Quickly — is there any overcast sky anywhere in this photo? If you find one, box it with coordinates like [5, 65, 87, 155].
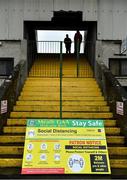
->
[37, 30, 84, 53]
[37, 30, 84, 41]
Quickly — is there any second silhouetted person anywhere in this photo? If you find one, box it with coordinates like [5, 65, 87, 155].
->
[74, 30, 82, 55]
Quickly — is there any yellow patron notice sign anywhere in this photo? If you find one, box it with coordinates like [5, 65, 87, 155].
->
[21, 119, 111, 174]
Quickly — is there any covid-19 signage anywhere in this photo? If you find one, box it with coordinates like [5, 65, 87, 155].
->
[21, 119, 111, 174]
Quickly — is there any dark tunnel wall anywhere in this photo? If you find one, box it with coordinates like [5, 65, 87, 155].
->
[85, 22, 97, 71]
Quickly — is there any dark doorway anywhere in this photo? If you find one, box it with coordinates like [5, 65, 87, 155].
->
[24, 11, 97, 72]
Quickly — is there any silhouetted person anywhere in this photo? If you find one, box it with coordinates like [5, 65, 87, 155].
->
[64, 34, 72, 54]
[74, 30, 82, 55]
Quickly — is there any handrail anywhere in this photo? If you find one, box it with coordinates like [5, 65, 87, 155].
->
[59, 41, 63, 120]
[95, 58, 127, 140]
[36, 40, 85, 54]
[0, 60, 27, 132]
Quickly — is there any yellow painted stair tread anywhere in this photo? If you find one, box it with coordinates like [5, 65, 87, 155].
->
[18, 96, 105, 101]
[110, 159, 127, 168]
[104, 120, 116, 126]
[16, 100, 107, 106]
[27, 77, 95, 80]
[4, 126, 26, 133]
[0, 146, 23, 154]
[10, 111, 113, 118]
[23, 85, 99, 88]
[106, 136, 125, 144]
[24, 82, 98, 86]
[108, 147, 127, 155]
[20, 92, 102, 96]
[22, 88, 101, 93]
[105, 127, 120, 135]
[23, 85, 100, 89]
[23, 84, 98, 88]
[25, 77, 95, 80]
[0, 159, 22, 167]
[0, 136, 25, 143]
[13, 105, 110, 112]
[26, 79, 96, 82]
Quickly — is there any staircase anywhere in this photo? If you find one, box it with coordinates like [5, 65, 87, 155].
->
[0, 56, 127, 177]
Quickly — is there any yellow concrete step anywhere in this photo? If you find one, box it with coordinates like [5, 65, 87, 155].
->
[24, 78, 97, 82]
[23, 84, 99, 88]
[30, 65, 91, 68]
[24, 82, 98, 86]
[105, 120, 116, 126]
[26, 77, 95, 79]
[0, 136, 25, 143]
[108, 147, 127, 155]
[30, 69, 93, 72]
[0, 135, 124, 144]
[106, 136, 125, 144]
[7, 119, 116, 126]
[18, 96, 105, 101]
[0, 158, 22, 167]
[110, 159, 127, 168]
[10, 111, 113, 119]
[25, 77, 96, 81]
[0, 158, 127, 168]
[29, 73, 59, 76]
[16, 100, 107, 106]
[22, 87, 101, 93]
[3, 126, 120, 135]
[25, 80, 95, 84]
[0, 146, 23, 154]
[20, 92, 102, 96]
[105, 127, 120, 135]
[29, 74, 93, 78]
[30, 67, 91, 70]
[13, 105, 110, 112]
[26, 77, 96, 81]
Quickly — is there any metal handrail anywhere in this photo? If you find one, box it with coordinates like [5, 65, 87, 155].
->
[0, 60, 27, 132]
[95, 58, 127, 140]
[59, 42, 63, 120]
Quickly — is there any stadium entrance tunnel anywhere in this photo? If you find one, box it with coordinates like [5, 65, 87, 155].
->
[24, 11, 97, 72]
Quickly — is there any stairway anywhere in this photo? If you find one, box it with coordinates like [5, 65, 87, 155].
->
[0, 56, 127, 177]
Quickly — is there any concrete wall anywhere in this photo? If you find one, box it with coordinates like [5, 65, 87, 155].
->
[0, 0, 126, 82]
[0, 40, 27, 65]
[96, 40, 121, 67]
[117, 78, 127, 86]
[0, 0, 127, 40]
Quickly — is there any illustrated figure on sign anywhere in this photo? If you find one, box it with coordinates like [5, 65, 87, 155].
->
[68, 154, 85, 173]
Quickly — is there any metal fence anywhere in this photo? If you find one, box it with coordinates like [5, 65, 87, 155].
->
[28, 40, 94, 78]
[0, 60, 27, 132]
[37, 41, 85, 54]
[95, 58, 127, 140]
